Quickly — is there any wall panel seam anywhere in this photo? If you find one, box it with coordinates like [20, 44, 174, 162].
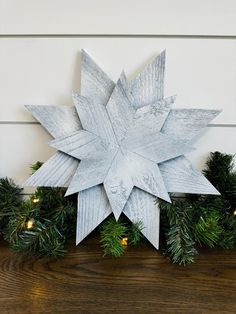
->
[0, 34, 236, 39]
[0, 122, 235, 127]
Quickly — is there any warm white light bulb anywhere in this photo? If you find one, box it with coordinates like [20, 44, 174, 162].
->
[26, 219, 34, 229]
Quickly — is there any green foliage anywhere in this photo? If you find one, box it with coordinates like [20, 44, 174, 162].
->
[127, 221, 144, 246]
[193, 213, 222, 247]
[100, 217, 126, 257]
[100, 217, 143, 257]
[203, 151, 236, 208]
[13, 220, 66, 257]
[3, 161, 77, 257]
[159, 200, 197, 265]
[4, 200, 38, 245]
[1, 153, 236, 264]
[159, 151, 236, 265]
[0, 178, 22, 231]
[203, 151, 236, 248]
[30, 161, 43, 174]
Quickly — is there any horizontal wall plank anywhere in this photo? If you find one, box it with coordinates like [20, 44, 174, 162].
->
[0, 124, 54, 194]
[186, 127, 236, 169]
[0, 0, 236, 36]
[0, 38, 235, 124]
[0, 125, 235, 193]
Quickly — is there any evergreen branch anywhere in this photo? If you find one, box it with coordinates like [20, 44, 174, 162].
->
[193, 213, 222, 247]
[14, 219, 66, 257]
[127, 221, 144, 246]
[100, 217, 126, 257]
[30, 161, 43, 174]
[4, 200, 39, 246]
[160, 200, 198, 265]
[0, 178, 22, 215]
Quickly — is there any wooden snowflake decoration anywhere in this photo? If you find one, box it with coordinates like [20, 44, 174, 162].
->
[25, 50, 220, 249]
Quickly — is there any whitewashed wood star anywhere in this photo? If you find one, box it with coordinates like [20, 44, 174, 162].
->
[25, 50, 220, 250]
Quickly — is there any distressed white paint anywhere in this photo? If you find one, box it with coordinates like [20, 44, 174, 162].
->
[24, 152, 79, 188]
[161, 109, 221, 144]
[22, 51, 222, 249]
[80, 50, 115, 106]
[25, 105, 81, 138]
[159, 156, 220, 195]
[130, 51, 165, 108]
[1, 125, 234, 191]
[124, 188, 160, 250]
[72, 92, 117, 145]
[76, 185, 112, 245]
[50, 130, 111, 160]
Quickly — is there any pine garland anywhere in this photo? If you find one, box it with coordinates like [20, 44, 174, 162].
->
[2, 162, 77, 257]
[0, 178, 22, 231]
[100, 217, 143, 257]
[159, 151, 236, 264]
[0, 151, 235, 264]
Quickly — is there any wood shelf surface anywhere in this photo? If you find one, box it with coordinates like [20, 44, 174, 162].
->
[0, 235, 235, 313]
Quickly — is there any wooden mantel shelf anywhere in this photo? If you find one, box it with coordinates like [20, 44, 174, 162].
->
[0, 235, 235, 314]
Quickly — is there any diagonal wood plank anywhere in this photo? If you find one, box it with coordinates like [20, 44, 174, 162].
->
[159, 155, 220, 195]
[127, 152, 170, 202]
[73, 92, 117, 145]
[106, 73, 135, 143]
[130, 96, 176, 133]
[129, 50, 166, 109]
[49, 130, 115, 160]
[124, 188, 160, 250]
[104, 150, 133, 220]
[24, 152, 79, 187]
[76, 185, 112, 245]
[25, 105, 81, 138]
[161, 109, 221, 144]
[123, 131, 193, 164]
[81, 50, 115, 106]
[65, 148, 118, 196]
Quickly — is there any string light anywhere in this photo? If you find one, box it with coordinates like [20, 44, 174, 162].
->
[233, 209, 236, 216]
[120, 237, 128, 246]
[26, 218, 35, 230]
[32, 196, 40, 204]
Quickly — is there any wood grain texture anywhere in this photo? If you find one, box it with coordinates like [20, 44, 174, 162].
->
[123, 131, 193, 164]
[104, 150, 133, 220]
[127, 152, 170, 202]
[25, 105, 81, 138]
[76, 186, 112, 245]
[124, 188, 160, 249]
[24, 152, 79, 188]
[159, 155, 220, 195]
[129, 96, 176, 133]
[72, 92, 117, 145]
[65, 149, 117, 196]
[0, 235, 235, 314]
[106, 74, 134, 143]
[129, 50, 165, 108]
[161, 109, 221, 144]
[81, 50, 115, 107]
[49, 130, 113, 160]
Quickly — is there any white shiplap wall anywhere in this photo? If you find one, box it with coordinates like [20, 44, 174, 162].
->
[0, 1, 236, 193]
